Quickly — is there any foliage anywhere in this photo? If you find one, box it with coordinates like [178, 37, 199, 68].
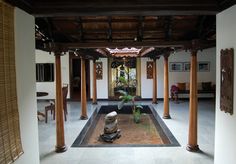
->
[116, 72, 143, 123]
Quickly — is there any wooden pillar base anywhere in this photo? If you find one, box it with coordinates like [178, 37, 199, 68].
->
[152, 101, 158, 104]
[92, 102, 98, 105]
[186, 144, 199, 152]
[55, 145, 67, 153]
[80, 115, 88, 120]
[163, 115, 171, 119]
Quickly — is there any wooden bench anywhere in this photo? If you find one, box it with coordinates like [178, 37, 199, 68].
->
[170, 83, 215, 103]
[171, 89, 215, 103]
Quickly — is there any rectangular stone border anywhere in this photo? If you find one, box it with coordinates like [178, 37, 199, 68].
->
[71, 105, 180, 147]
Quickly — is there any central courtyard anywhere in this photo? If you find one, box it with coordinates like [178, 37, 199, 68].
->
[38, 100, 215, 164]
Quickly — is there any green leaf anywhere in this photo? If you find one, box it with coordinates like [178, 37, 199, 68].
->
[119, 76, 127, 85]
[118, 99, 125, 110]
[126, 95, 133, 101]
[135, 105, 143, 109]
[117, 90, 127, 96]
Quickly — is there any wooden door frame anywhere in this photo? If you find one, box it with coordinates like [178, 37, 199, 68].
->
[69, 53, 90, 100]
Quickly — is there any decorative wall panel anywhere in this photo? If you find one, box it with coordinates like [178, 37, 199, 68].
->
[220, 48, 234, 115]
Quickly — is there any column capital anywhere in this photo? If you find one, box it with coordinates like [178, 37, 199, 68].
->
[185, 39, 201, 55]
[53, 45, 67, 56]
[163, 52, 171, 59]
[93, 57, 99, 62]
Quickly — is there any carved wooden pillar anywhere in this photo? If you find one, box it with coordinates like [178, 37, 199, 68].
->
[92, 59, 97, 104]
[55, 53, 67, 153]
[152, 58, 157, 104]
[163, 54, 171, 119]
[187, 42, 199, 151]
[80, 57, 88, 119]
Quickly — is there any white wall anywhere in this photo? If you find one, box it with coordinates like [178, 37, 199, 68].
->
[90, 58, 108, 99]
[35, 50, 70, 99]
[215, 5, 236, 164]
[14, 8, 40, 164]
[141, 47, 216, 98]
[141, 57, 156, 98]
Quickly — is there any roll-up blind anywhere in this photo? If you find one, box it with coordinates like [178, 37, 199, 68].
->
[0, 2, 23, 164]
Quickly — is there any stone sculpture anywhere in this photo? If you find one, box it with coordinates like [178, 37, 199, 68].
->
[100, 111, 121, 143]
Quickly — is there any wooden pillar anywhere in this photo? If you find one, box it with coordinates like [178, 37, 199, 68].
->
[55, 54, 67, 153]
[186, 49, 199, 152]
[152, 58, 157, 104]
[163, 54, 171, 119]
[80, 57, 88, 119]
[92, 59, 97, 104]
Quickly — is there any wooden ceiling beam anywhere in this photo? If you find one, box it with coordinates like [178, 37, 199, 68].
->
[33, 9, 218, 17]
[60, 29, 165, 36]
[32, 0, 219, 17]
[52, 18, 155, 23]
[7, 0, 236, 17]
[57, 40, 189, 49]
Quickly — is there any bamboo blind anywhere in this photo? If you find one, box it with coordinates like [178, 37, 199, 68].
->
[0, 2, 23, 164]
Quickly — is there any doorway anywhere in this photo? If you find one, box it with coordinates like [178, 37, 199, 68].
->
[108, 57, 141, 100]
[70, 54, 90, 100]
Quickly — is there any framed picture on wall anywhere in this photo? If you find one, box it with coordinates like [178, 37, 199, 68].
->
[146, 61, 153, 79]
[96, 62, 103, 80]
[183, 62, 190, 72]
[198, 62, 210, 72]
[169, 62, 183, 72]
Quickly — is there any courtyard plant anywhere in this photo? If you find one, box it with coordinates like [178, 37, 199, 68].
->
[117, 76, 143, 123]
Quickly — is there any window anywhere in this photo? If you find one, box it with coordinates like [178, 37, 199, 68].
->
[36, 63, 54, 82]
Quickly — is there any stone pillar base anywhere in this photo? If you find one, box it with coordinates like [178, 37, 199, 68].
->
[186, 144, 199, 152]
[163, 115, 171, 119]
[55, 145, 67, 153]
[80, 115, 88, 120]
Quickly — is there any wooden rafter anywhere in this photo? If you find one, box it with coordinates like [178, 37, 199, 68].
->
[76, 17, 84, 42]
[137, 16, 144, 42]
[164, 16, 173, 41]
[107, 16, 112, 42]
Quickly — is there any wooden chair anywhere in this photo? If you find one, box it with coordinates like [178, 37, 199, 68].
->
[45, 84, 68, 123]
[45, 101, 55, 123]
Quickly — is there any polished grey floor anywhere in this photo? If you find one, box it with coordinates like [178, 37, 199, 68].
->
[37, 99, 215, 164]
